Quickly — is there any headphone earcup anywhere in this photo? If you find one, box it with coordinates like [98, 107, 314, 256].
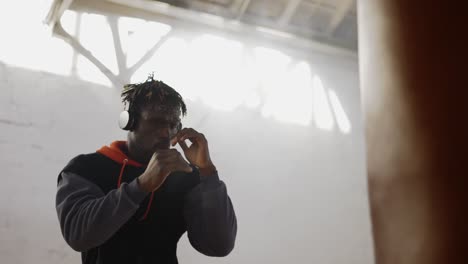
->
[119, 110, 135, 131]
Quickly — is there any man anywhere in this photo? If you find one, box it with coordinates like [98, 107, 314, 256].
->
[55, 75, 237, 264]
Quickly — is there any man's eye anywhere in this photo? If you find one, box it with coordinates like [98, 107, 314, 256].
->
[151, 121, 179, 129]
[152, 122, 168, 129]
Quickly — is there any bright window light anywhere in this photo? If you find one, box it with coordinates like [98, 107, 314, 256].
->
[254, 47, 291, 119]
[134, 37, 190, 96]
[313, 75, 334, 131]
[240, 56, 262, 109]
[78, 13, 119, 76]
[186, 34, 244, 111]
[76, 55, 112, 87]
[254, 47, 291, 87]
[244, 91, 261, 109]
[61, 10, 79, 36]
[262, 61, 313, 126]
[328, 89, 352, 134]
[0, 1, 353, 132]
[118, 17, 171, 68]
[0, 5, 73, 76]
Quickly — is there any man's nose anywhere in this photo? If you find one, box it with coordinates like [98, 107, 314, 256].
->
[154, 125, 174, 138]
[154, 126, 169, 137]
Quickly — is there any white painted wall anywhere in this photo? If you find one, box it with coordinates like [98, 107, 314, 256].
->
[0, 1, 373, 263]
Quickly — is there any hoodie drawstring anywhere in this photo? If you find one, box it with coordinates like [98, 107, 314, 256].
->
[140, 192, 155, 221]
[117, 158, 154, 221]
[117, 159, 128, 188]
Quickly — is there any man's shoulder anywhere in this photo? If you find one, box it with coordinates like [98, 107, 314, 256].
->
[65, 152, 103, 168]
[58, 152, 110, 184]
[59, 152, 108, 179]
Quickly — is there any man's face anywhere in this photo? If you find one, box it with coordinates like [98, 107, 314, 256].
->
[128, 103, 181, 163]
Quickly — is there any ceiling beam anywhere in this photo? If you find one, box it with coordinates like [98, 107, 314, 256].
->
[45, 0, 75, 29]
[302, 0, 326, 15]
[325, 0, 354, 36]
[278, 0, 302, 27]
[103, 0, 356, 57]
[184, 0, 232, 16]
[229, 0, 244, 12]
[236, 0, 251, 19]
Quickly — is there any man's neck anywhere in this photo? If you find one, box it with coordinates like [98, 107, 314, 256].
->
[124, 141, 149, 165]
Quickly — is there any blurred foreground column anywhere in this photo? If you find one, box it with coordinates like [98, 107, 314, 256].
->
[358, 1, 468, 263]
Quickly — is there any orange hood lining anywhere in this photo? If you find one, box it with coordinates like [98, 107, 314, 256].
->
[97, 141, 144, 167]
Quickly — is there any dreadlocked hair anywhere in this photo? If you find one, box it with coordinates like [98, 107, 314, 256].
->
[121, 74, 187, 117]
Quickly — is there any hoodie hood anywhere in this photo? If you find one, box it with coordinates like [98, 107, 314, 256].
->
[97, 141, 144, 167]
[97, 141, 154, 221]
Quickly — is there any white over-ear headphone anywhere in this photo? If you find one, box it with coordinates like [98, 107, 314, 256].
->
[119, 103, 135, 131]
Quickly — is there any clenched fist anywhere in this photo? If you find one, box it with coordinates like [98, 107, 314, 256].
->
[138, 149, 193, 192]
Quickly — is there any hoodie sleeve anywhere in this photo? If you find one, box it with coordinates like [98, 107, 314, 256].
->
[183, 172, 237, 257]
[56, 171, 148, 252]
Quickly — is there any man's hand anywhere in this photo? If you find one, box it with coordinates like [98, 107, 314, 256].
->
[138, 149, 193, 192]
[171, 128, 217, 176]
